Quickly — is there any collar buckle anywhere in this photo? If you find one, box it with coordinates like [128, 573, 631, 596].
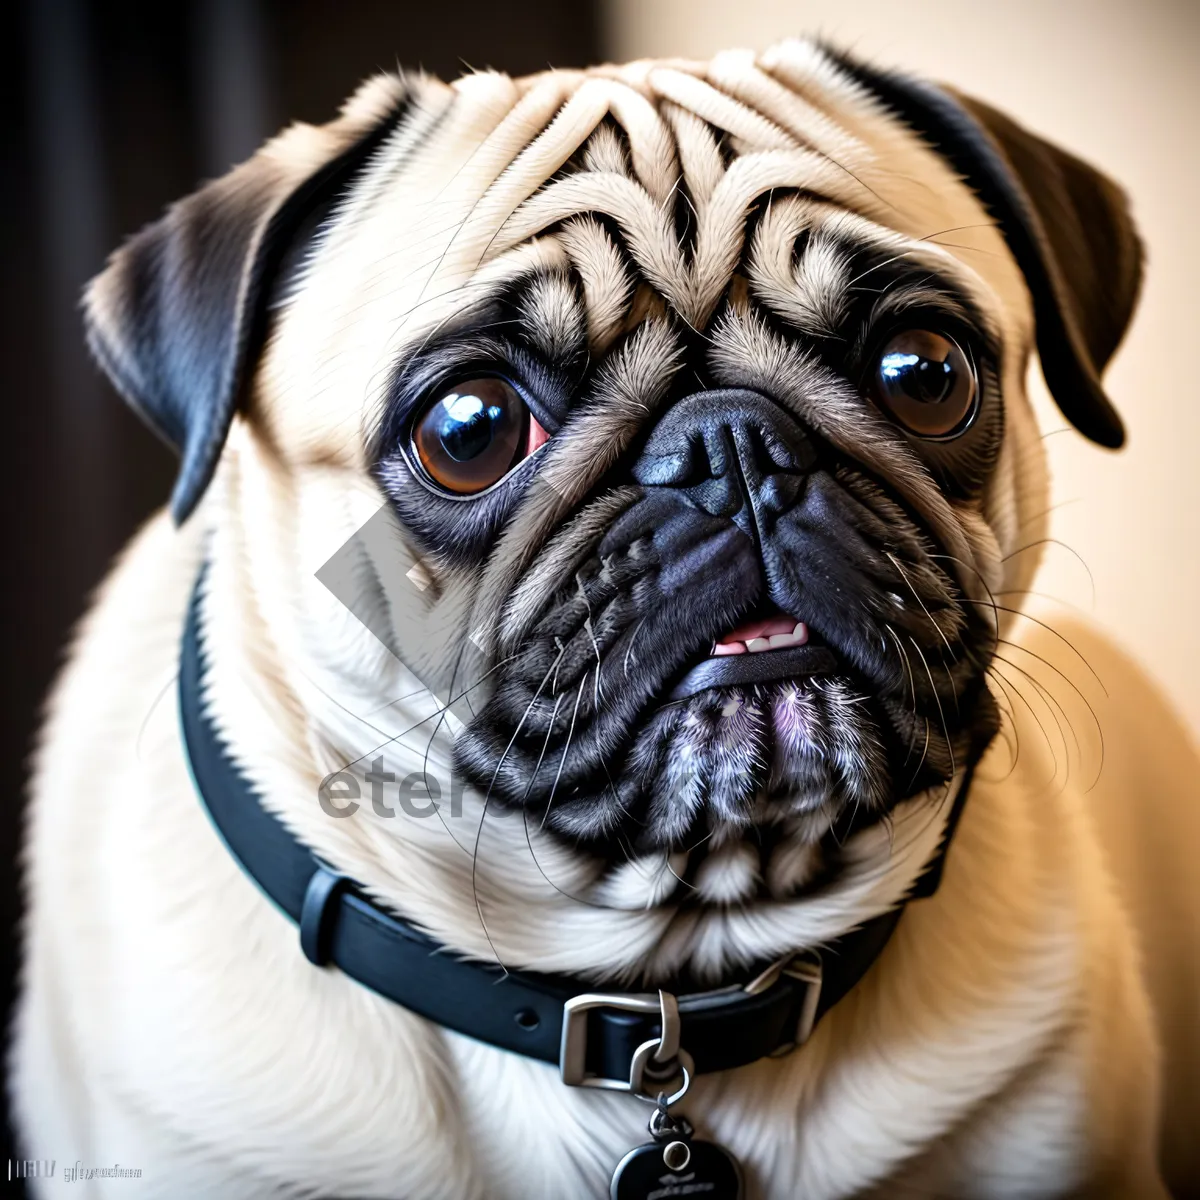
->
[560, 988, 692, 1099]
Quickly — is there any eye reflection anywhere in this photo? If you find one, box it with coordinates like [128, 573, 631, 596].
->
[871, 330, 977, 438]
[412, 377, 540, 494]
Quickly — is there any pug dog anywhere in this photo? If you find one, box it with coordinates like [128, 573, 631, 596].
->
[12, 38, 1200, 1200]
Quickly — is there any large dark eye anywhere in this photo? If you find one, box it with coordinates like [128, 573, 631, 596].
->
[871, 330, 977, 438]
[411, 377, 546, 494]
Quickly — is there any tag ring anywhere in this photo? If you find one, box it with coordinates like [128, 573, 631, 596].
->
[629, 1040, 694, 1106]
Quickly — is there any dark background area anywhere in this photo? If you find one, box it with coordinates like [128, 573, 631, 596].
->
[1, 0, 600, 1182]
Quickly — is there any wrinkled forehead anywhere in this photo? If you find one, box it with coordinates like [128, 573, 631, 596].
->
[260, 40, 1029, 456]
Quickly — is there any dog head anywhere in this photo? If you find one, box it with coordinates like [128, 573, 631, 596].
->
[85, 43, 1139, 905]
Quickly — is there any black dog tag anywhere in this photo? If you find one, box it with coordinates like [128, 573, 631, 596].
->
[610, 1137, 743, 1199]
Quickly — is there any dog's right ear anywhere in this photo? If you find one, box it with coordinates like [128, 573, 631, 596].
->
[85, 76, 413, 523]
[829, 51, 1141, 450]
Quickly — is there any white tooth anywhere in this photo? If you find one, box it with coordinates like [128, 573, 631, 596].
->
[792, 622, 809, 644]
[768, 633, 796, 649]
[745, 637, 770, 653]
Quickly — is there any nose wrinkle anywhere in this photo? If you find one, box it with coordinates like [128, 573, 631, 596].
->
[735, 422, 775, 548]
[632, 388, 815, 544]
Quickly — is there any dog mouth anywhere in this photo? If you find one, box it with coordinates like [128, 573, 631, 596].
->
[454, 467, 996, 854]
[712, 610, 810, 656]
[668, 606, 839, 701]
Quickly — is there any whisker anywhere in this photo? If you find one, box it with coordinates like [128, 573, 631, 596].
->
[414, 646, 511, 830]
[333, 656, 515, 775]
[542, 673, 588, 831]
[917, 221, 998, 242]
[909, 636, 955, 777]
[981, 667, 1022, 778]
[1001, 538, 1096, 608]
[919, 239, 1004, 258]
[512, 692, 614, 909]
[994, 646, 1104, 791]
[904, 717, 931, 791]
[1014, 495, 1082, 533]
[523, 692, 564, 803]
[883, 623, 920, 763]
[551, 635, 565, 695]
[928, 551, 999, 643]
[664, 854, 696, 893]
[366, 685, 447, 717]
[988, 660, 1063, 790]
[577, 573, 606, 707]
[993, 588, 1088, 612]
[996, 658, 1073, 787]
[995, 653, 1080, 774]
[994, 637, 1105, 781]
[958, 601, 1108, 697]
[623, 618, 646, 679]
[520, 810, 610, 909]
[888, 551, 958, 670]
[469, 641, 567, 974]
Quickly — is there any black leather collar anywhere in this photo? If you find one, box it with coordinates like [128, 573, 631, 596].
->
[179, 574, 972, 1092]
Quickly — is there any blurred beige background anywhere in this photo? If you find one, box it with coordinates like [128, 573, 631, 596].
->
[605, 0, 1200, 734]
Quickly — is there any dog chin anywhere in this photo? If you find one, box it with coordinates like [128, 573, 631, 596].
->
[537, 606, 894, 851]
[588, 679, 890, 846]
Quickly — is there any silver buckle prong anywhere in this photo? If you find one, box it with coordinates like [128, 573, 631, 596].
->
[652, 989, 680, 1065]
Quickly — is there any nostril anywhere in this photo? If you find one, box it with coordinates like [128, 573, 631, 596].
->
[758, 473, 805, 514]
[689, 476, 744, 519]
[680, 432, 717, 485]
[761, 424, 817, 473]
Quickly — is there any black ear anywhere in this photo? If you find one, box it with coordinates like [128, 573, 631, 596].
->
[831, 54, 1142, 449]
[85, 82, 411, 522]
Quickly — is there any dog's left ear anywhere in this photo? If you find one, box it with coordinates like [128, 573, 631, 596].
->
[85, 77, 413, 523]
[833, 55, 1142, 449]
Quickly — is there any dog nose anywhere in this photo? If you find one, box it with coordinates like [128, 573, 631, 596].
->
[632, 388, 817, 539]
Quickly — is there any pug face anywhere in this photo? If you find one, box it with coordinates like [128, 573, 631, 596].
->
[380, 216, 1005, 856]
[86, 43, 1138, 904]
